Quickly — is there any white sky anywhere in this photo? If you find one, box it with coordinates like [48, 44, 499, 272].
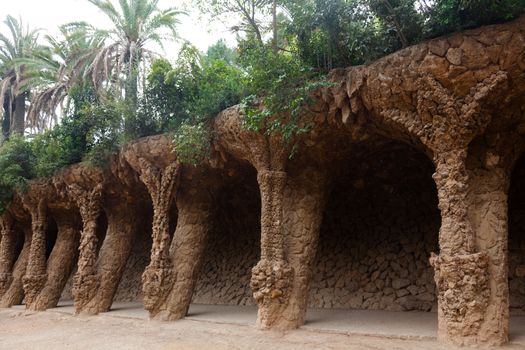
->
[0, 0, 238, 59]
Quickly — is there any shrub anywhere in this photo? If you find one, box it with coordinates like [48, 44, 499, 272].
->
[0, 136, 35, 213]
[172, 122, 211, 165]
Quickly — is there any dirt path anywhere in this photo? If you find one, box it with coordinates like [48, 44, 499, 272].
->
[0, 308, 519, 350]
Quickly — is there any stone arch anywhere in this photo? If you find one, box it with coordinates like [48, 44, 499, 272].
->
[0, 213, 30, 307]
[192, 163, 261, 307]
[299, 138, 440, 332]
[112, 195, 153, 304]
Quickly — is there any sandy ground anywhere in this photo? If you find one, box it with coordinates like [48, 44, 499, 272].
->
[0, 308, 523, 350]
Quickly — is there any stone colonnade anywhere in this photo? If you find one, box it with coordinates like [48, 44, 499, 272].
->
[0, 16, 524, 348]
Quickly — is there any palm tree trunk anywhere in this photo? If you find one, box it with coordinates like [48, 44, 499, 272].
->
[2, 98, 11, 139]
[272, 0, 278, 54]
[126, 71, 138, 109]
[124, 63, 139, 135]
[12, 93, 26, 136]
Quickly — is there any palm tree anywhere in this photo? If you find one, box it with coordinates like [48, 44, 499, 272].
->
[84, 0, 184, 112]
[0, 15, 43, 137]
[22, 24, 105, 132]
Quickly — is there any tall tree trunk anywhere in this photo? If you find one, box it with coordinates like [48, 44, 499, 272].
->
[124, 56, 139, 135]
[381, 0, 409, 48]
[2, 98, 11, 139]
[272, 0, 278, 53]
[12, 93, 26, 136]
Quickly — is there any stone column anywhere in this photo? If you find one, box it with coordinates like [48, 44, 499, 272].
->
[251, 170, 294, 328]
[80, 199, 138, 314]
[154, 184, 213, 321]
[0, 226, 31, 307]
[466, 167, 510, 345]
[70, 185, 104, 313]
[277, 168, 329, 328]
[22, 200, 49, 309]
[137, 162, 180, 316]
[0, 215, 16, 297]
[32, 214, 80, 310]
[430, 149, 491, 346]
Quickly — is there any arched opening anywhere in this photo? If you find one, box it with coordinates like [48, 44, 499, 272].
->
[190, 164, 261, 321]
[95, 210, 108, 252]
[112, 197, 153, 306]
[508, 153, 525, 342]
[306, 140, 440, 337]
[12, 223, 25, 264]
[45, 217, 58, 260]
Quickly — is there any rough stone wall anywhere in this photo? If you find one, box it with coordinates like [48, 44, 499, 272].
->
[509, 155, 525, 314]
[113, 229, 152, 302]
[192, 171, 261, 306]
[309, 144, 440, 311]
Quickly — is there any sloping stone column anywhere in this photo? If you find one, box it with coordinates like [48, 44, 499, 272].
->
[154, 183, 214, 321]
[0, 215, 16, 297]
[276, 168, 329, 328]
[466, 166, 510, 345]
[22, 199, 49, 309]
[69, 184, 104, 313]
[430, 149, 491, 346]
[32, 213, 80, 310]
[80, 198, 139, 314]
[0, 226, 31, 307]
[251, 170, 294, 328]
[137, 161, 180, 316]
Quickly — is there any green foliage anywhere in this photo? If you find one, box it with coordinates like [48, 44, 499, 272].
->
[239, 44, 330, 142]
[130, 43, 245, 141]
[0, 136, 35, 213]
[79, 100, 124, 167]
[172, 122, 211, 165]
[131, 42, 245, 163]
[282, 0, 392, 69]
[0, 92, 123, 198]
[206, 39, 237, 64]
[31, 131, 73, 178]
[425, 0, 525, 37]
[368, 0, 424, 48]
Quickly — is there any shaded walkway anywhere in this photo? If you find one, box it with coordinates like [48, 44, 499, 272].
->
[27, 301, 524, 345]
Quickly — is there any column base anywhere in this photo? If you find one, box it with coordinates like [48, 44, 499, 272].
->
[0, 272, 13, 297]
[142, 265, 173, 314]
[430, 252, 492, 346]
[72, 273, 100, 313]
[251, 259, 294, 328]
[22, 273, 48, 308]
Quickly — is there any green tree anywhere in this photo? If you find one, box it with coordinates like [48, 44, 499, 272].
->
[82, 0, 184, 116]
[425, 0, 525, 37]
[281, 0, 392, 70]
[206, 39, 237, 64]
[21, 23, 105, 133]
[0, 136, 35, 213]
[194, 0, 275, 47]
[368, 0, 423, 48]
[130, 42, 246, 140]
[0, 15, 44, 137]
